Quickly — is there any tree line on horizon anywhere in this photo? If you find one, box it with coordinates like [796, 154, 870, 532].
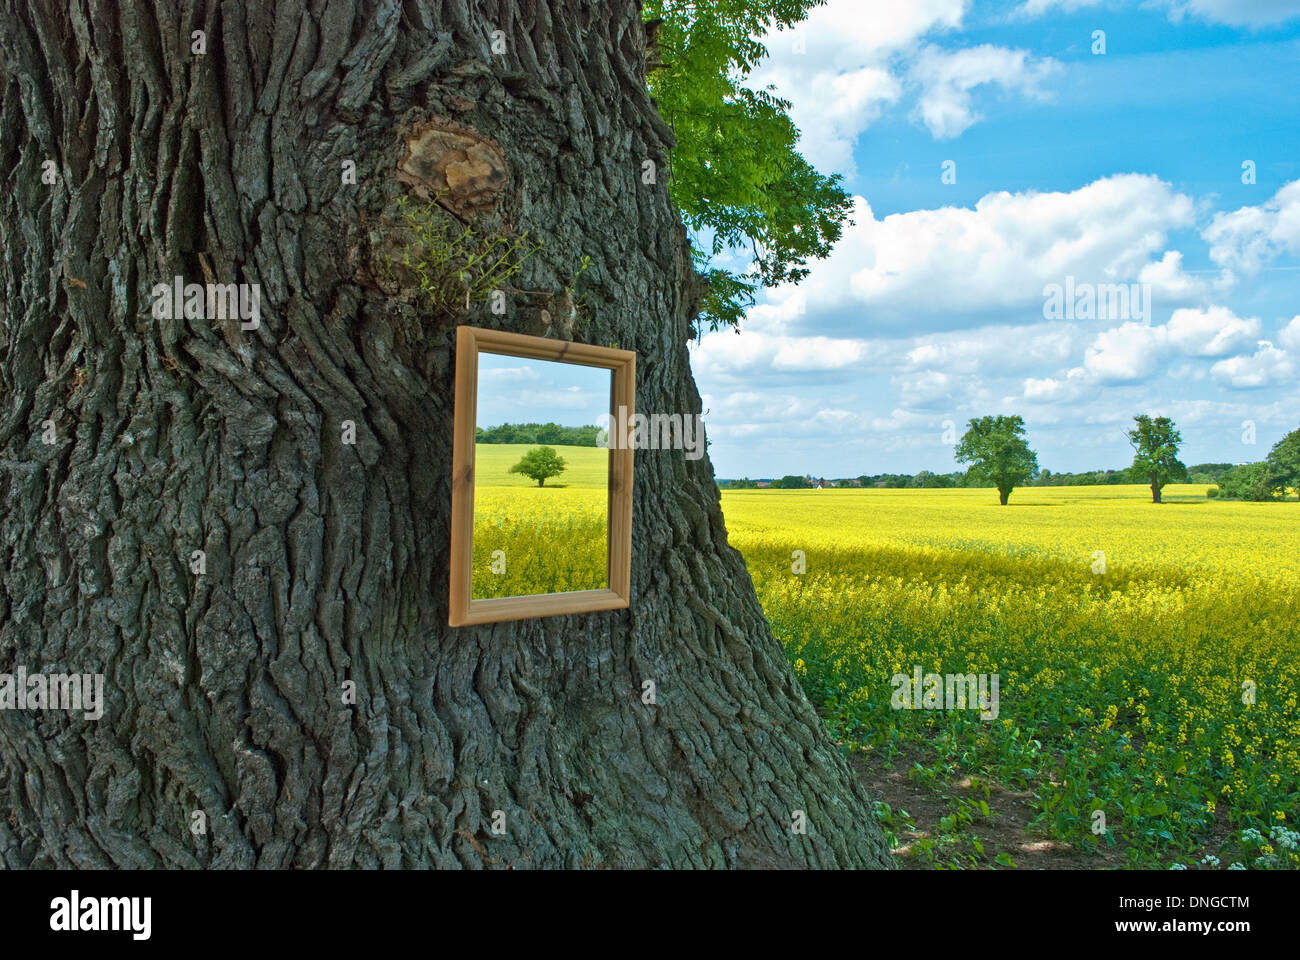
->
[476, 422, 601, 446]
[720, 416, 1300, 505]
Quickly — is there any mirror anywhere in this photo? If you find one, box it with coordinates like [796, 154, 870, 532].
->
[472, 354, 610, 599]
[449, 326, 635, 626]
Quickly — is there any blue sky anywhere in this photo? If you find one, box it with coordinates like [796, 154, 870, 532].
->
[476, 353, 610, 429]
[688, 0, 1300, 478]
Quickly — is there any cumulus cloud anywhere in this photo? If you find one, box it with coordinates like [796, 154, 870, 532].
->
[1137, 251, 1211, 302]
[1166, 306, 1261, 356]
[1210, 343, 1295, 388]
[1016, 306, 1271, 397]
[1203, 179, 1300, 274]
[1082, 322, 1169, 383]
[755, 174, 1197, 335]
[909, 44, 1060, 139]
[905, 323, 1078, 374]
[772, 336, 872, 371]
[690, 328, 875, 378]
[746, 1, 1064, 173]
[1278, 315, 1300, 351]
[1022, 368, 1093, 403]
[746, 0, 966, 173]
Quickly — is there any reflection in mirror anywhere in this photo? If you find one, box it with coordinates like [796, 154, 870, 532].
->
[471, 352, 611, 600]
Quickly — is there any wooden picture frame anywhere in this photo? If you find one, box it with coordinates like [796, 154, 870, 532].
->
[449, 326, 635, 626]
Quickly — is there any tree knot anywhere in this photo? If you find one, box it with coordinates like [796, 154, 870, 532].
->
[397, 118, 508, 218]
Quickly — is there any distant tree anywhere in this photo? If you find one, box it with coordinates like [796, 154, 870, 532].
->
[1266, 427, 1300, 500]
[478, 422, 602, 446]
[1218, 461, 1280, 501]
[536, 422, 564, 444]
[1186, 462, 1235, 483]
[509, 446, 568, 487]
[955, 415, 1039, 505]
[1126, 415, 1187, 503]
[771, 475, 812, 489]
[909, 470, 951, 488]
[725, 477, 757, 489]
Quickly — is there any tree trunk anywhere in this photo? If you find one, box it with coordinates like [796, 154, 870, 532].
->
[1151, 476, 1162, 503]
[0, 1, 891, 869]
[999, 489, 1010, 505]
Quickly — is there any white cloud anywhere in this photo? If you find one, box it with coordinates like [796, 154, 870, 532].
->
[1278, 315, 1300, 351]
[747, 1, 967, 174]
[1016, 306, 1269, 397]
[518, 388, 603, 410]
[892, 369, 959, 407]
[1016, 0, 1104, 15]
[1019, 0, 1300, 26]
[1023, 367, 1093, 403]
[1082, 322, 1168, 382]
[909, 44, 1060, 139]
[747, 1, 1059, 173]
[757, 174, 1197, 334]
[905, 323, 1078, 374]
[479, 365, 540, 382]
[1163, 0, 1300, 27]
[1210, 342, 1296, 388]
[1166, 306, 1261, 356]
[1137, 251, 1211, 302]
[1203, 179, 1300, 274]
[772, 336, 869, 370]
[869, 408, 938, 433]
[691, 328, 873, 376]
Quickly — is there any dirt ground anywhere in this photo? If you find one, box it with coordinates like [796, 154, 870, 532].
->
[850, 746, 1131, 869]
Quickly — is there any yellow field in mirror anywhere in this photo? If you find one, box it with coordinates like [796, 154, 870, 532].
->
[471, 443, 608, 599]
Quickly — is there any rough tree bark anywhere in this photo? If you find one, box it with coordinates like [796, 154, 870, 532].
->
[0, 1, 891, 869]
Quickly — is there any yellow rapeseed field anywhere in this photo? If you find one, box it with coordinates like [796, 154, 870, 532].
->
[721, 484, 1300, 867]
[465, 464, 1299, 866]
[471, 444, 607, 598]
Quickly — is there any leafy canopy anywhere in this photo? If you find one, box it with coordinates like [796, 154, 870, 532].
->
[1217, 461, 1280, 502]
[1126, 415, 1187, 499]
[954, 415, 1039, 504]
[1266, 426, 1300, 500]
[644, 0, 852, 332]
[508, 446, 568, 487]
[771, 474, 813, 488]
[478, 422, 601, 447]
